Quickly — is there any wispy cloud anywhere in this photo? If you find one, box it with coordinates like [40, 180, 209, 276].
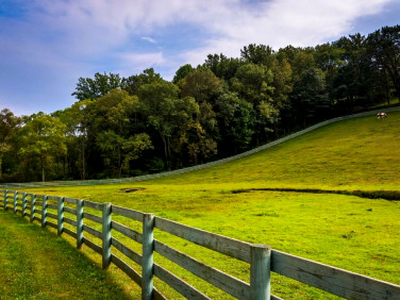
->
[0, 0, 397, 115]
[141, 36, 157, 44]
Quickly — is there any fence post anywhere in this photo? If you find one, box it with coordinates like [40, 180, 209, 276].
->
[57, 197, 64, 236]
[30, 194, 36, 223]
[42, 195, 48, 228]
[142, 213, 155, 300]
[102, 203, 112, 269]
[4, 190, 7, 211]
[250, 244, 271, 300]
[13, 191, 18, 214]
[22, 192, 27, 217]
[76, 199, 84, 249]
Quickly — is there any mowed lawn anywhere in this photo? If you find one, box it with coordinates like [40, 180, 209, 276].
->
[15, 111, 400, 299]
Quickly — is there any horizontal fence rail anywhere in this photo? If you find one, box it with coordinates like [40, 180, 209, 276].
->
[1, 107, 399, 189]
[1, 189, 399, 299]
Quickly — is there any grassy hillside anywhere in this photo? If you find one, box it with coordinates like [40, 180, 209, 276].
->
[18, 112, 400, 299]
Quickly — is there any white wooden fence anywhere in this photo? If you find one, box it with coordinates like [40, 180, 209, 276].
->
[1, 189, 399, 299]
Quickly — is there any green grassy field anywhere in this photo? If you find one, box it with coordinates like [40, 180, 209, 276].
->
[9, 112, 400, 299]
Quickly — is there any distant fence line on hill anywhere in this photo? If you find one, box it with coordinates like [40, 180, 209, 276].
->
[1, 106, 399, 189]
[1, 189, 400, 299]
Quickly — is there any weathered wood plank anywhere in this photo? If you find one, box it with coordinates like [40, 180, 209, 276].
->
[57, 197, 64, 236]
[64, 197, 78, 204]
[64, 206, 77, 215]
[76, 199, 84, 249]
[250, 244, 271, 300]
[64, 217, 77, 227]
[153, 240, 250, 299]
[271, 249, 400, 299]
[111, 255, 166, 299]
[142, 213, 155, 300]
[22, 193, 27, 217]
[102, 203, 112, 269]
[30, 194, 36, 223]
[83, 212, 102, 224]
[41, 196, 48, 228]
[47, 195, 59, 201]
[63, 227, 77, 239]
[47, 221, 58, 229]
[47, 212, 57, 220]
[83, 224, 102, 239]
[112, 204, 144, 221]
[154, 217, 251, 263]
[83, 200, 102, 211]
[153, 263, 210, 300]
[47, 203, 58, 210]
[83, 237, 102, 255]
[111, 254, 142, 286]
[111, 220, 143, 244]
[111, 237, 142, 265]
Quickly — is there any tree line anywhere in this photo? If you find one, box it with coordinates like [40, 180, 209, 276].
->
[1, 25, 399, 182]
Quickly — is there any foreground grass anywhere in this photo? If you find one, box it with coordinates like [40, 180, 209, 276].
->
[18, 112, 400, 298]
[0, 210, 140, 299]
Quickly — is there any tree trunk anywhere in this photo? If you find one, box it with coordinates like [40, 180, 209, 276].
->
[160, 134, 170, 169]
[81, 138, 86, 180]
[42, 160, 45, 182]
[0, 156, 2, 180]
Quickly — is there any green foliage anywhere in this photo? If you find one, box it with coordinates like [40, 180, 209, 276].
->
[122, 68, 163, 96]
[367, 25, 400, 100]
[172, 63, 193, 84]
[72, 72, 122, 101]
[181, 67, 223, 104]
[18, 112, 67, 182]
[0, 109, 19, 180]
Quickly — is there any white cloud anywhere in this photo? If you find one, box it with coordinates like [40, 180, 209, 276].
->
[1, 0, 396, 115]
[15, 0, 392, 64]
[117, 52, 166, 75]
[180, 0, 391, 65]
[141, 36, 157, 44]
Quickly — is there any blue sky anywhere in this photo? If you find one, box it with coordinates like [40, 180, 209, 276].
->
[1, 0, 399, 116]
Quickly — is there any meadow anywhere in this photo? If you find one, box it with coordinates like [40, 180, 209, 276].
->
[8, 111, 400, 299]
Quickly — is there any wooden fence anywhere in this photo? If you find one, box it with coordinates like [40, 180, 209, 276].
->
[1, 189, 399, 299]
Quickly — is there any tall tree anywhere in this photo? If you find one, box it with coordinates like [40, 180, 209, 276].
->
[173, 64, 193, 84]
[122, 68, 163, 96]
[367, 25, 400, 101]
[291, 68, 331, 127]
[89, 89, 152, 177]
[138, 81, 199, 168]
[19, 112, 67, 182]
[72, 72, 122, 101]
[0, 109, 19, 180]
[181, 68, 223, 104]
[241, 44, 275, 66]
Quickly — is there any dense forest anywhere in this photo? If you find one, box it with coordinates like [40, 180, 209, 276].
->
[1, 25, 399, 183]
